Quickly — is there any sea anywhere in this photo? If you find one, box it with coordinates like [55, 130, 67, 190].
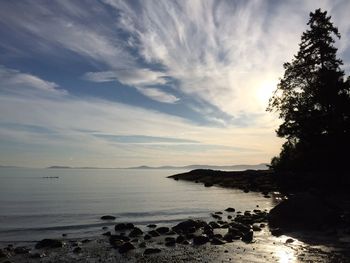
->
[0, 168, 279, 243]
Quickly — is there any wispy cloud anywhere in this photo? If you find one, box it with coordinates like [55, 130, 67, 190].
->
[1, 1, 349, 116]
[84, 69, 179, 103]
[0, 65, 66, 96]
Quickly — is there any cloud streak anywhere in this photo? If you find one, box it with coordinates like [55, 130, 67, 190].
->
[0, 65, 66, 96]
[84, 69, 179, 103]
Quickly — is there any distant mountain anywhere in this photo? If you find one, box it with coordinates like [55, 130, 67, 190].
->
[0, 165, 20, 168]
[127, 163, 269, 171]
[47, 166, 72, 169]
[47, 163, 269, 171]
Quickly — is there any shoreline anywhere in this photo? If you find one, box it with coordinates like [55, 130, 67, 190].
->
[2, 209, 349, 263]
[1, 169, 350, 262]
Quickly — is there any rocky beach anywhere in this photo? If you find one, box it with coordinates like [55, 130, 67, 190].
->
[1, 169, 350, 263]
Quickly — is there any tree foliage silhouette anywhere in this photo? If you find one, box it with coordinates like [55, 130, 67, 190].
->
[268, 9, 350, 173]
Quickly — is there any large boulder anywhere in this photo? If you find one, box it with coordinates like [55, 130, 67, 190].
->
[268, 193, 339, 231]
[155, 227, 169, 235]
[193, 235, 209, 245]
[172, 219, 205, 233]
[129, 227, 143, 237]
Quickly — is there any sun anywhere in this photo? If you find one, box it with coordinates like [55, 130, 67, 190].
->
[256, 80, 277, 106]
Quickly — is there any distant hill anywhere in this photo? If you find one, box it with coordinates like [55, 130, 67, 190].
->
[48, 166, 72, 169]
[127, 163, 269, 171]
[0, 165, 20, 168]
[47, 163, 269, 171]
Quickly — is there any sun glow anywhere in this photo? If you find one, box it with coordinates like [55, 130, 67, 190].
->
[256, 80, 278, 106]
[276, 247, 297, 263]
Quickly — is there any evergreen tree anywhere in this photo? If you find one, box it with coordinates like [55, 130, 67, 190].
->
[268, 9, 350, 173]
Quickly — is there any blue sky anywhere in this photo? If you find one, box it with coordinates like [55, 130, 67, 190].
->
[0, 0, 349, 168]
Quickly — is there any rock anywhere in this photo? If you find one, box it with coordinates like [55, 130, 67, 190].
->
[118, 242, 135, 253]
[227, 215, 232, 219]
[164, 237, 176, 246]
[144, 234, 152, 240]
[204, 182, 213, 187]
[182, 240, 190, 245]
[129, 227, 143, 237]
[211, 214, 222, 220]
[186, 233, 195, 240]
[115, 223, 134, 231]
[144, 248, 161, 255]
[270, 228, 283, 237]
[187, 226, 196, 233]
[193, 235, 209, 245]
[0, 249, 7, 258]
[139, 242, 146, 248]
[102, 231, 111, 236]
[165, 240, 176, 247]
[286, 238, 294, 243]
[101, 215, 116, 220]
[62, 234, 67, 237]
[115, 223, 127, 231]
[156, 227, 170, 234]
[35, 239, 63, 249]
[229, 221, 251, 233]
[209, 221, 220, 229]
[223, 233, 234, 242]
[102, 226, 108, 230]
[215, 211, 223, 215]
[147, 224, 157, 228]
[211, 237, 225, 245]
[111, 239, 124, 248]
[172, 219, 205, 233]
[14, 246, 30, 254]
[176, 235, 185, 243]
[109, 234, 130, 243]
[73, 247, 82, 253]
[148, 230, 160, 237]
[268, 193, 338, 231]
[126, 223, 134, 229]
[228, 227, 243, 237]
[81, 239, 91, 243]
[241, 230, 253, 243]
[252, 224, 262, 231]
[203, 226, 213, 237]
[165, 237, 176, 242]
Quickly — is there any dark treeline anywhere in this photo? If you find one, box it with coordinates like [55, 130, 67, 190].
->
[267, 9, 350, 190]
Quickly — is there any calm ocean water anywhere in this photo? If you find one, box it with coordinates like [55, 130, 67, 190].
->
[0, 168, 278, 242]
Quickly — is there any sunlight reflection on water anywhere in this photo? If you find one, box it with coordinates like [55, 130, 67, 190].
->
[277, 247, 297, 263]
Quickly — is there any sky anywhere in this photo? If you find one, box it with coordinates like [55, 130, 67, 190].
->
[0, 0, 349, 168]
